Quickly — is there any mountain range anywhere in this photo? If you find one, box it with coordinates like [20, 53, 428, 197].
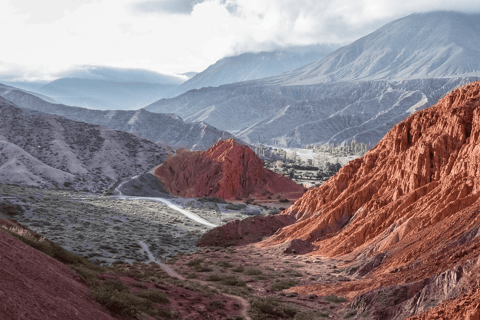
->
[145, 11, 480, 148]
[172, 44, 338, 96]
[0, 84, 238, 150]
[0, 96, 167, 192]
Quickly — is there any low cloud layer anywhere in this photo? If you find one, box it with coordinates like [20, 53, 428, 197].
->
[1, 0, 480, 81]
[132, 0, 205, 14]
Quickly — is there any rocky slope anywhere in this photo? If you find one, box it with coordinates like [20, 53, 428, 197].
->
[154, 138, 305, 200]
[0, 85, 237, 150]
[266, 11, 480, 86]
[0, 220, 117, 320]
[0, 96, 167, 191]
[256, 81, 480, 318]
[146, 12, 480, 148]
[172, 45, 336, 96]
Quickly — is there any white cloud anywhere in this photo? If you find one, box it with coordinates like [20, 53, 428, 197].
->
[1, 0, 480, 81]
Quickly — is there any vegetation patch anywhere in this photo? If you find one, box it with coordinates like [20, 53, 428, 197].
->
[270, 279, 299, 291]
[325, 295, 347, 303]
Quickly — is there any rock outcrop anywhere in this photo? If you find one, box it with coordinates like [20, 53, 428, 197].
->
[254, 81, 480, 319]
[0, 220, 117, 320]
[263, 80, 480, 257]
[196, 214, 296, 247]
[154, 139, 305, 200]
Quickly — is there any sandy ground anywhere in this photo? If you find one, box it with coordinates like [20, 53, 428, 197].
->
[0, 184, 269, 266]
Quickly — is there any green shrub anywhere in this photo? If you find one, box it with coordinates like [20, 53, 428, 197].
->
[233, 266, 245, 273]
[325, 295, 346, 303]
[91, 280, 152, 317]
[244, 268, 263, 275]
[137, 290, 169, 304]
[206, 274, 222, 281]
[218, 260, 233, 268]
[270, 279, 299, 291]
[221, 275, 246, 287]
[187, 258, 204, 267]
[207, 300, 225, 311]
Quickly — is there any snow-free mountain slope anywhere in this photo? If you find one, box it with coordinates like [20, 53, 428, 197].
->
[147, 77, 479, 147]
[29, 66, 187, 110]
[172, 45, 337, 96]
[0, 85, 239, 150]
[258, 81, 480, 319]
[268, 11, 480, 85]
[146, 12, 480, 148]
[0, 96, 167, 191]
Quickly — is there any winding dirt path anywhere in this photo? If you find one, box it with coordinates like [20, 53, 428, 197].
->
[140, 241, 252, 319]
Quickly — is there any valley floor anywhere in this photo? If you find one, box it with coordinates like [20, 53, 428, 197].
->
[0, 184, 265, 266]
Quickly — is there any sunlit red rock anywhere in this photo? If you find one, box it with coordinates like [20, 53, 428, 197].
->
[153, 138, 304, 200]
[261, 81, 480, 259]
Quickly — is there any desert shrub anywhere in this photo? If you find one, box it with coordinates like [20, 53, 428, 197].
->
[244, 268, 263, 276]
[221, 275, 246, 286]
[207, 300, 225, 311]
[91, 280, 153, 317]
[187, 258, 204, 267]
[250, 296, 298, 319]
[218, 260, 233, 268]
[325, 295, 346, 303]
[270, 279, 299, 291]
[186, 273, 198, 279]
[137, 290, 169, 304]
[194, 264, 213, 272]
[233, 266, 245, 273]
[132, 282, 148, 289]
[206, 274, 222, 281]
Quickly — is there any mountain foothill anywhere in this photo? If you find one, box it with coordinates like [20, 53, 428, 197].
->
[2, 10, 480, 320]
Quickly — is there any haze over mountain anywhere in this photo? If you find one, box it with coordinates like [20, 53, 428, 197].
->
[265, 11, 480, 85]
[0, 84, 239, 151]
[0, 96, 168, 192]
[172, 44, 338, 96]
[145, 12, 480, 148]
[9, 66, 187, 110]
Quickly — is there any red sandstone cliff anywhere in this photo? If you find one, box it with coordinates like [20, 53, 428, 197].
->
[153, 138, 304, 200]
[262, 81, 480, 257]
[254, 80, 480, 319]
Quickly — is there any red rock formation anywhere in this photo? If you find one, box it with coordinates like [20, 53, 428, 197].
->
[154, 138, 304, 200]
[0, 221, 117, 320]
[196, 214, 296, 247]
[261, 80, 480, 259]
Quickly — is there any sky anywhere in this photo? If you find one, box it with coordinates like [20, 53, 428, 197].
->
[1, 0, 480, 82]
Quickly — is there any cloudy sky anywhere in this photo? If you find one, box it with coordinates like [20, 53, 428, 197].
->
[1, 0, 479, 81]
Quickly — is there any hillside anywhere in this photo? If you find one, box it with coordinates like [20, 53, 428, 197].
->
[257, 81, 480, 318]
[265, 11, 480, 86]
[172, 45, 336, 96]
[0, 85, 238, 150]
[154, 138, 305, 200]
[33, 66, 186, 110]
[0, 96, 167, 192]
[145, 12, 480, 148]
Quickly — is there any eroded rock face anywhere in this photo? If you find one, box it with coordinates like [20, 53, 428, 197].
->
[154, 138, 304, 200]
[196, 214, 296, 247]
[262, 81, 480, 258]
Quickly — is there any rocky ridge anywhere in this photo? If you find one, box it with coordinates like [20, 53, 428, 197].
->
[0, 96, 167, 191]
[0, 84, 238, 150]
[256, 81, 480, 318]
[154, 138, 305, 200]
